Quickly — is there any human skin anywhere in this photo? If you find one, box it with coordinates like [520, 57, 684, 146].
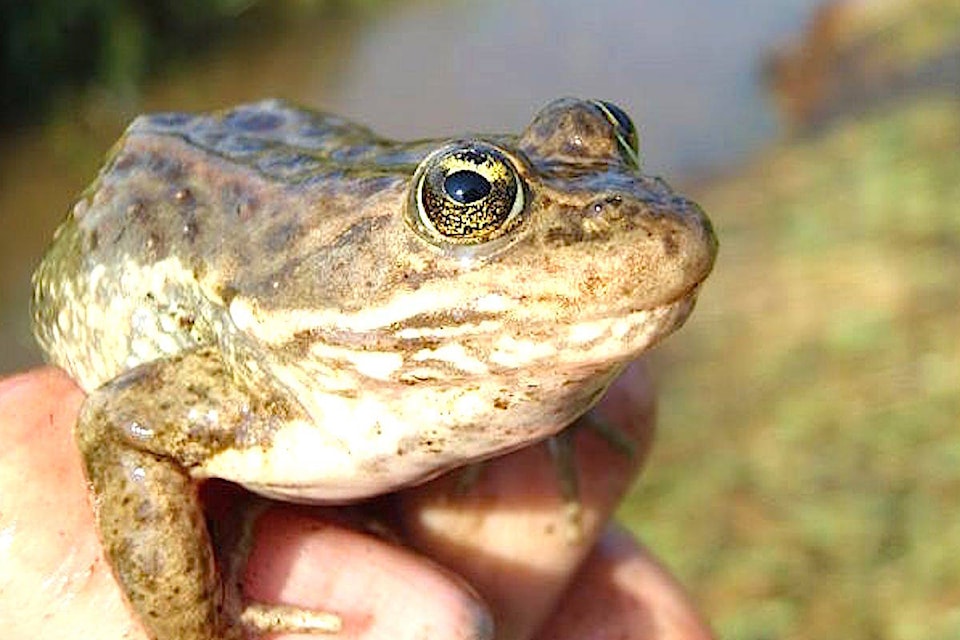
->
[0, 360, 713, 640]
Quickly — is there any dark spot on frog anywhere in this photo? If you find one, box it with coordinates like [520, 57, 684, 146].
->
[295, 123, 337, 147]
[395, 336, 442, 353]
[662, 230, 679, 257]
[329, 146, 368, 163]
[86, 229, 99, 252]
[111, 152, 139, 173]
[216, 284, 238, 306]
[220, 183, 260, 221]
[214, 135, 271, 158]
[395, 434, 443, 456]
[330, 215, 389, 250]
[544, 224, 584, 247]
[139, 152, 185, 183]
[579, 273, 604, 299]
[94, 198, 130, 246]
[326, 387, 358, 399]
[223, 109, 285, 132]
[493, 397, 510, 410]
[123, 199, 152, 228]
[257, 151, 322, 179]
[351, 175, 399, 200]
[395, 309, 501, 332]
[185, 381, 210, 399]
[147, 112, 193, 128]
[232, 196, 254, 219]
[187, 130, 228, 151]
[145, 232, 167, 259]
[266, 222, 303, 253]
[419, 436, 445, 453]
[401, 269, 427, 290]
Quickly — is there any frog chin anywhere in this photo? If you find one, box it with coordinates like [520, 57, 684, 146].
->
[199, 293, 699, 504]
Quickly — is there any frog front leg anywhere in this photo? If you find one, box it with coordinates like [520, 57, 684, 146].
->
[76, 347, 339, 640]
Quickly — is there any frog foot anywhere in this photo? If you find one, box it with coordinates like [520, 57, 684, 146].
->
[240, 604, 342, 634]
[456, 411, 636, 544]
[220, 500, 343, 635]
[546, 413, 637, 542]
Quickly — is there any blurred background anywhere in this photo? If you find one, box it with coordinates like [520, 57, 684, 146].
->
[1, 0, 957, 638]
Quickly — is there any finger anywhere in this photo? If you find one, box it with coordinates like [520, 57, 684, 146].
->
[0, 368, 146, 640]
[535, 525, 714, 640]
[243, 507, 492, 639]
[398, 359, 657, 640]
[0, 368, 493, 640]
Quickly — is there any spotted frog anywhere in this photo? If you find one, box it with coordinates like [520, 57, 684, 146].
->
[32, 98, 717, 639]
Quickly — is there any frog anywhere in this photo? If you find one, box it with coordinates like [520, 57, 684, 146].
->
[31, 97, 717, 640]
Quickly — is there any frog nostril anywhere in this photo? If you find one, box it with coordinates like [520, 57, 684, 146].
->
[444, 170, 491, 204]
[588, 196, 624, 217]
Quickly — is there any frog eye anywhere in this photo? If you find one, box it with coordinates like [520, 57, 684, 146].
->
[592, 100, 641, 168]
[410, 142, 526, 247]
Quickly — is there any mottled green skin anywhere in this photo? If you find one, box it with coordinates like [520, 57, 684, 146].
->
[32, 98, 716, 639]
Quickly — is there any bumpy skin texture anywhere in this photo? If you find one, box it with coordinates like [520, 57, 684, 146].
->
[31, 98, 716, 639]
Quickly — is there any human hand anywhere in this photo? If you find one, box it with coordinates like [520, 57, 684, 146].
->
[0, 361, 712, 639]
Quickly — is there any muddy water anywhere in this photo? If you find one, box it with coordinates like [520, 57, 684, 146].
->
[0, 0, 822, 372]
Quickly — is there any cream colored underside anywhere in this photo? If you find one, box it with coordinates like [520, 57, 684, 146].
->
[199, 298, 691, 501]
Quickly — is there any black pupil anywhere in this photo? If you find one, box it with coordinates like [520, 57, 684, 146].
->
[444, 170, 491, 204]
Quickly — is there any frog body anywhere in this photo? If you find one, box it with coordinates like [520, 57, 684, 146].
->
[32, 98, 716, 639]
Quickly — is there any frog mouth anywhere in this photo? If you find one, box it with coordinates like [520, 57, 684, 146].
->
[263, 281, 702, 385]
[431, 289, 702, 376]
[553, 290, 700, 364]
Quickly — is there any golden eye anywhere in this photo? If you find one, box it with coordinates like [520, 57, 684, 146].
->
[410, 142, 525, 247]
[592, 100, 641, 169]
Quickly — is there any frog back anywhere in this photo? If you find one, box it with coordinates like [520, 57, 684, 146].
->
[31, 101, 418, 392]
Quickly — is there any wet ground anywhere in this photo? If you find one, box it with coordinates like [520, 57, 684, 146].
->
[0, 0, 823, 372]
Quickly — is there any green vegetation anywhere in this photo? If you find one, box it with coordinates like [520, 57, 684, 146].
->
[0, 0, 383, 123]
[839, 0, 960, 68]
[621, 94, 960, 640]
[2, 0, 250, 120]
